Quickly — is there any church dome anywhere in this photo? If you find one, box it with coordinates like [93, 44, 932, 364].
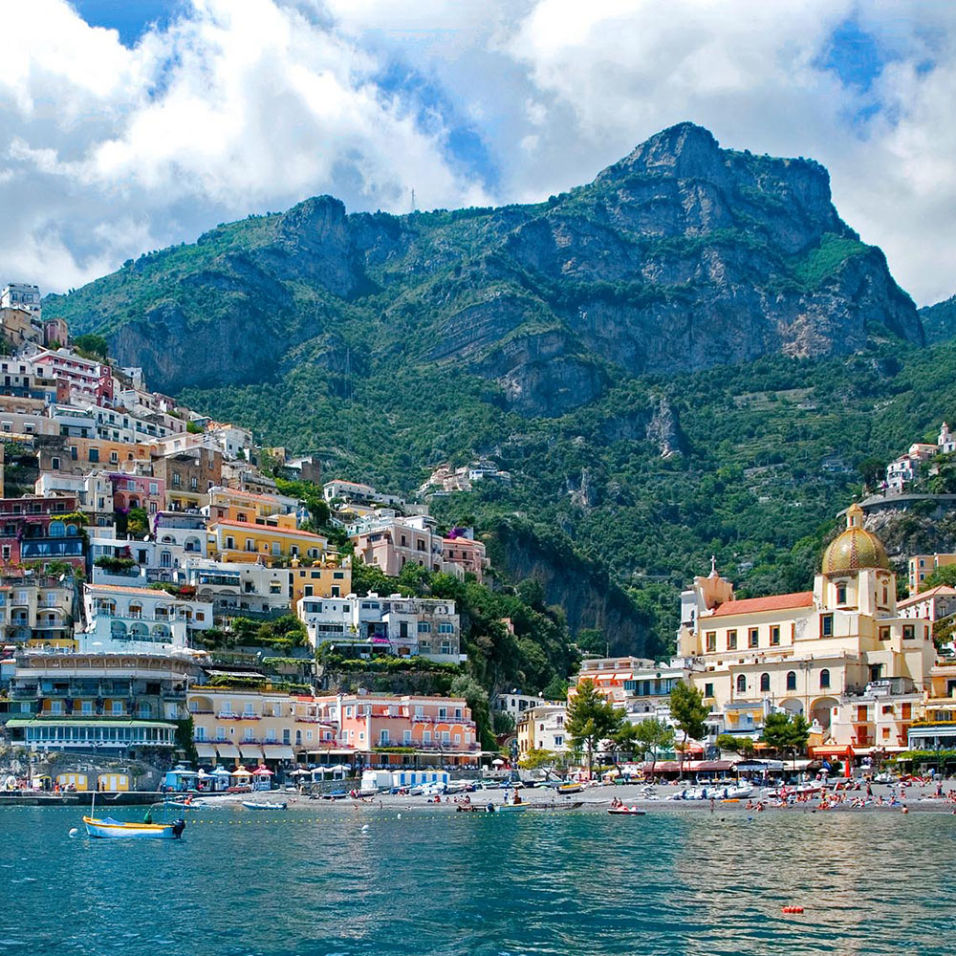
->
[821, 503, 890, 575]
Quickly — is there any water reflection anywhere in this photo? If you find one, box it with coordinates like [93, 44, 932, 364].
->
[0, 806, 951, 956]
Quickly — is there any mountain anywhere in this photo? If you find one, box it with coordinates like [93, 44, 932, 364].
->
[48, 122, 921, 409]
[43, 123, 940, 656]
[920, 294, 956, 344]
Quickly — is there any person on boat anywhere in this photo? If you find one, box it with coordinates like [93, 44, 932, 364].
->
[512, 791, 522, 805]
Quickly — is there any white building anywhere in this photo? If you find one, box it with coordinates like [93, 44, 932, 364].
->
[1, 283, 41, 318]
[82, 583, 214, 651]
[297, 591, 462, 663]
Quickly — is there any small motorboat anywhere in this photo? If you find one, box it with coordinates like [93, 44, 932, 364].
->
[557, 782, 583, 795]
[494, 803, 529, 813]
[242, 801, 288, 810]
[83, 815, 186, 839]
[607, 806, 646, 816]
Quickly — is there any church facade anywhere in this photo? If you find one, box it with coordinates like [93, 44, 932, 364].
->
[678, 505, 936, 754]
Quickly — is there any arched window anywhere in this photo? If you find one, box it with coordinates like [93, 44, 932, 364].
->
[760, 673, 770, 692]
[820, 669, 831, 689]
[48, 520, 65, 538]
[736, 674, 746, 693]
[786, 671, 797, 691]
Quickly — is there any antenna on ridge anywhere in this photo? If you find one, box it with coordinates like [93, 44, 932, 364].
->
[410, 188, 416, 213]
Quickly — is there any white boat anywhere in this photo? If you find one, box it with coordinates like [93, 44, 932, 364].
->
[83, 815, 186, 839]
[242, 801, 287, 810]
[607, 806, 646, 816]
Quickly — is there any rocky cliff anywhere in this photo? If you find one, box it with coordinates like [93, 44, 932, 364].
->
[48, 123, 922, 414]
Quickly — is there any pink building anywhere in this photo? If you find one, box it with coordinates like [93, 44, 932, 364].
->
[109, 472, 166, 516]
[313, 694, 479, 766]
[442, 532, 487, 583]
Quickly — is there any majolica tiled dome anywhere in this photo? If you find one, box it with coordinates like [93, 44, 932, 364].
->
[821, 503, 890, 575]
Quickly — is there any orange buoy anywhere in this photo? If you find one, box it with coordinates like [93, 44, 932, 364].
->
[782, 906, 805, 914]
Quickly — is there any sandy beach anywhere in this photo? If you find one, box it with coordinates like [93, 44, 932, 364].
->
[199, 778, 956, 814]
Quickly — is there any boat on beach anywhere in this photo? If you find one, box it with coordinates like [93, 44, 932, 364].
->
[557, 782, 583, 795]
[242, 800, 288, 810]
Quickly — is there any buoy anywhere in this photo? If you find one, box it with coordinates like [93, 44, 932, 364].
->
[782, 906, 804, 914]
[68, 828, 78, 838]
[361, 824, 369, 832]
[397, 813, 401, 819]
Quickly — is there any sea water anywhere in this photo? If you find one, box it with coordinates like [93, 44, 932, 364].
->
[0, 805, 951, 955]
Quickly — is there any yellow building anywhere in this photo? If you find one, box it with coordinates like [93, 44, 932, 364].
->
[290, 560, 351, 603]
[188, 685, 327, 766]
[679, 505, 936, 754]
[207, 519, 328, 566]
[208, 486, 295, 524]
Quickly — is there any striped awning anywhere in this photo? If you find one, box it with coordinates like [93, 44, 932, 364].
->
[195, 743, 217, 759]
[215, 744, 240, 758]
[238, 744, 263, 760]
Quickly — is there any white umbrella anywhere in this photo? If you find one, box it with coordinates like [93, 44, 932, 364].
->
[491, 758, 505, 766]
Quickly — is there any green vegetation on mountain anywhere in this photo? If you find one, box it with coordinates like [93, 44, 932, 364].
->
[43, 122, 950, 659]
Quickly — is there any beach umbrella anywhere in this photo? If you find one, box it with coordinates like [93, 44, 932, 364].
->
[212, 766, 231, 776]
[252, 766, 274, 776]
[491, 758, 505, 766]
[232, 766, 252, 776]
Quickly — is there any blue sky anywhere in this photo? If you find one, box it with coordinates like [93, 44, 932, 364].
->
[3, 1, 955, 304]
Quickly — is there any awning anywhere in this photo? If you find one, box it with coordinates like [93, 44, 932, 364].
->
[215, 744, 240, 758]
[195, 744, 217, 759]
[239, 744, 263, 760]
[262, 745, 295, 760]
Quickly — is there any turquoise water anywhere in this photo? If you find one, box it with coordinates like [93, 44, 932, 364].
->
[0, 805, 952, 955]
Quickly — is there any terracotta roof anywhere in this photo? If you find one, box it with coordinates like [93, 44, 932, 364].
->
[898, 585, 956, 608]
[710, 591, 814, 618]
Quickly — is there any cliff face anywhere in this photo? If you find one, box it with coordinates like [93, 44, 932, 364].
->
[47, 122, 923, 413]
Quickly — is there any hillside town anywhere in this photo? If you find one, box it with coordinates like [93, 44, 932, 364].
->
[1, 282, 954, 796]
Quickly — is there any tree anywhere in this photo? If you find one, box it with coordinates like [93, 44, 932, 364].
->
[633, 717, 675, 776]
[922, 564, 956, 590]
[73, 333, 108, 361]
[669, 681, 709, 778]
[761, 711, 811, 765]
[518, 748, 559, 771]
[541, 675, 568, 701]
[565, 678, 622, 778]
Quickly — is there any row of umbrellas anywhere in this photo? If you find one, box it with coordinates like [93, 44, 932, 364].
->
[196, 766, 274, 778]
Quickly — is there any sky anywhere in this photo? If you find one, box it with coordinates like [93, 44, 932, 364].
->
[2, 1, 955, 305]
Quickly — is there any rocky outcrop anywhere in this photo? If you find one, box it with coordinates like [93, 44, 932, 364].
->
[919, 294, 956, 344]
[48, 122, 924, 411]
[485, 516, 662, 658]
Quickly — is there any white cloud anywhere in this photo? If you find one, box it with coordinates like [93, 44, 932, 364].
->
[1, 0, 955, 305]
[0, 0, 490, 292]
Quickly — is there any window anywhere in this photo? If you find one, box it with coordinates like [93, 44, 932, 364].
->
[727, 630, 737, 651]
[786, 671, 797, 691]
[418, 622, 432, 633]
[820, 669, 831, 690]
[902, 624, 915, 640]
[748, 628, 759, 648]
[879, 627, 890, 641]
[770, 626, 780, 646]
[821, 614, 833, 637]
[736, 674, 746, 693]
[704, 682, 714, 698]
[705, 631, 716, 652]
[88, 448, 99, 463]
[760, 673, 770, 692]
[836, 583, 847, 604]
[51, 456, 60, 470]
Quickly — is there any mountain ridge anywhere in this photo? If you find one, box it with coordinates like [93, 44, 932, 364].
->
[48, 122, 922, 408]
